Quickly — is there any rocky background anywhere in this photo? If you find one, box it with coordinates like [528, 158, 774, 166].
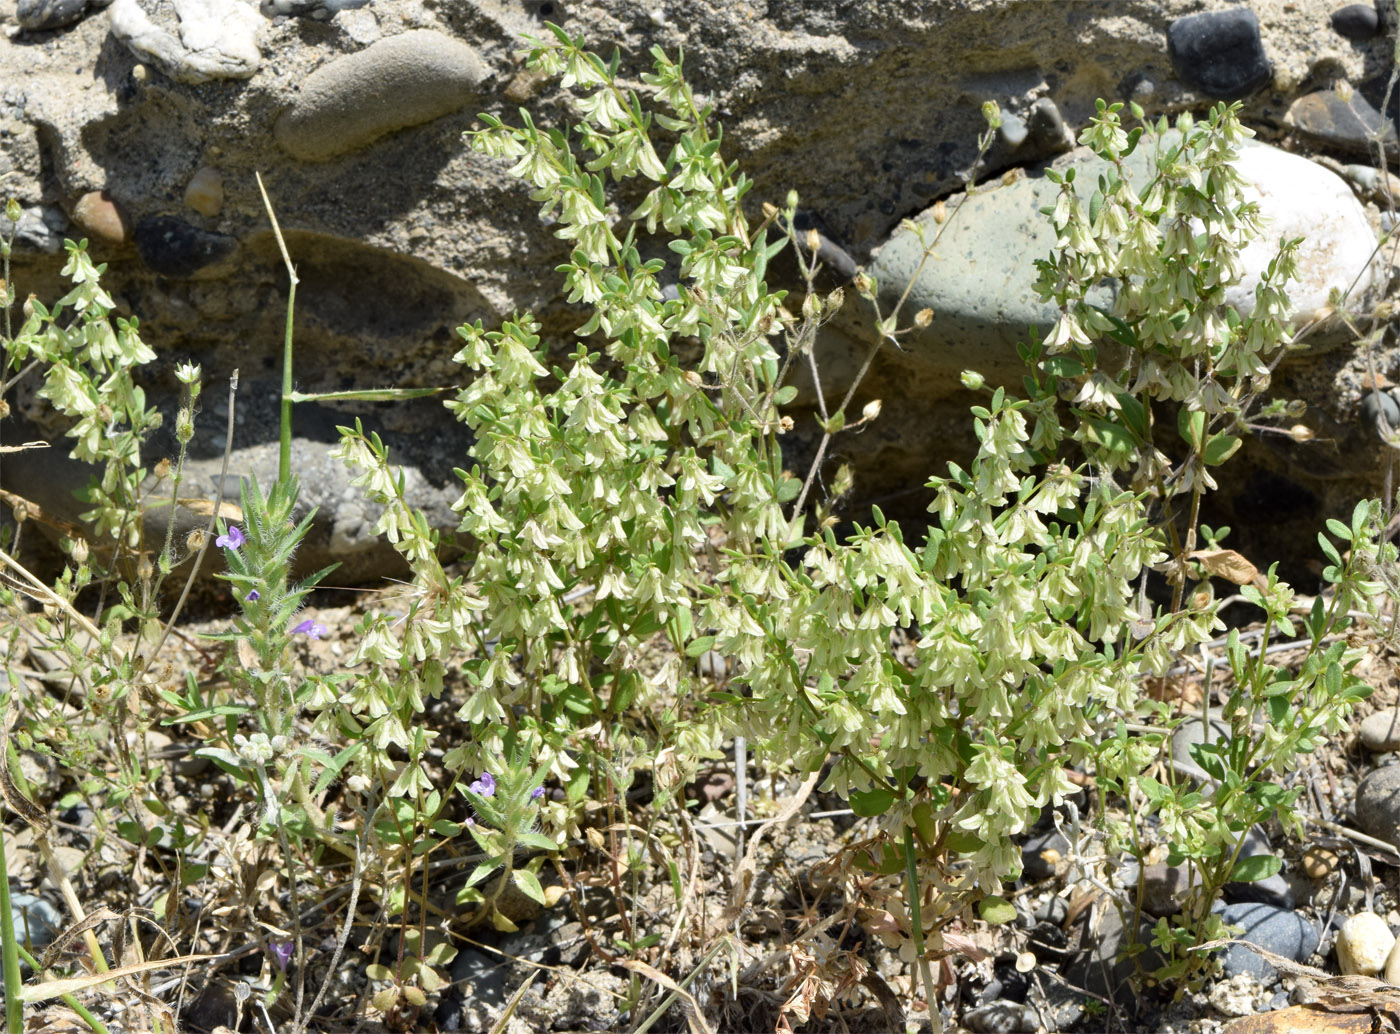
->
[1, 0, 1398, 583]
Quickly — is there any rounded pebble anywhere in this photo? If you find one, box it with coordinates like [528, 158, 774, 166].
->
[1361, 708, 1400, 752]
[1217, 902, 1320, 982]
[71, 189, 128, 245]
[1287, 88, 1396, 158]
[9, 894, 61, 951]
[1336, 912, 1395, 975]
[1362, 392, 1400, 435]
[965, 1000, 1036, 1034]
[275, 31, 488, 162]
[1354, 765, 1400, 847]
[183, 166, 224, 218]
[1167, 9, 1272, 100]
[998, 113, 1028, 149]
[1386, 936, 1400, 984]
[1332, 4, 1381, 40]
[17, 0, 88, 30]
[1302, 846, 1340, 879]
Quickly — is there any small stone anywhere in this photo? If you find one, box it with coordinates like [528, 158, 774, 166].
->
[71, 189, 128, 245]
[1141, 862, 1192, 918]
[9, 894, 60, 951]
[133, 214, 236, 277]
[274, 31, 489, 162]
[1020, 826, 1069, 881]
[1336, 912, 1395, 975]
[1225, 826, 1293, 909]
[1026, 97, 1070, 153]
[964, 1000, 1036, 1034]
[1361, 392, 1400, 435]
[1034, 895, 1069, 926]
[183, 166, 224, 218]
[1332, 4, 1381, 40]
[1354, 765, 1400, 847]
[17, 0, 89, 31]
[1360, 708, 1400, 752]
[697, 650, 727, 679]
[1302, 846, 1340, 879]
[1286, 88, 1397, 158]
[1167, 9, 1272, 100]
[1217, 903, 1320, 982]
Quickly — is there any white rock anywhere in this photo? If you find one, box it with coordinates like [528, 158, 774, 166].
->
[109, 0, 263, 85]
[1385, 937, 1400, 985]
[1336, 912, 1396, 976]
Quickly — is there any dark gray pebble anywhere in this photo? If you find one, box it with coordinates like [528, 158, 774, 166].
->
[133, 215, 236, 277]
[965, 1000, 1037, 1034]
[1332, 4, 1381, 40]
[1020, 826, 1068, 881]
[17, 0, 89, 30]
[1167, 9, 1272, 100]
[1287, 88, 1397, 157]
[10, 893, 61, 950]
[1225, 826, 1294, 909]
[1362, 390, 1400, 433]
[1216, 902, 1319, 983]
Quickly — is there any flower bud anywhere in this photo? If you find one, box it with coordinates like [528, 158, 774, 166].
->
[71, 538, 89, 565]
[826, 287, 844, 310]
[854, 273, 873, 296]
[960, 370, 985, 391]
[1288, 423, 1315, 442]
[4, 199, 20, 223]
[932, 200, 948, 225]
[683, 370, 702, 388]
[786, 190, 799, 211]
[762, 202, 779, 221]
[982, 99, 1003, 129]
[802, 292, 822, 320]
[861, 399, 883, 422]
[805, 228, 822, 254]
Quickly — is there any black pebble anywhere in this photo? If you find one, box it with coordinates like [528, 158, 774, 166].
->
[16, 0, 88, 30]
[1332, 3, 1381, 40]
[134, 215, 236, 277]
[1167, 9, 1273, 100]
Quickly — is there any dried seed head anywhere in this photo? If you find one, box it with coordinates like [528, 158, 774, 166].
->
[932, 200, 948, 225]
[914, 307, 933, 328]
[827, 287, 844, 310]
[153, 457, 171, 479]
[70, 538, 88, 565]
[186, 528, 206, 553]
[762, 202, 779, 221]
[805, 228, 822, 254]
[683, 370, 703, 388]
[1288, 423, 1315, 442]
[779, 415, 794, 432]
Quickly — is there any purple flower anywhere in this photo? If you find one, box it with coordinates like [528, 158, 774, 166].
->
[246, 589, 260, 602]
[292, 618, 327, 640]
[530, 786, 546, 802]
[215, 525, 246, 550]
[469, 772, 496, 797]
[270, 941, 293, 972]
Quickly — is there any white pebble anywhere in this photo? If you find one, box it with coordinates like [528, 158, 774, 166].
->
[1337, 912, 1396, 975]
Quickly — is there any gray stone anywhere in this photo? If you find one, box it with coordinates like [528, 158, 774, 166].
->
[10, 893, 61, 950]
[1361, 392, 1400, 436]
[1171, 717, 1232, 777]
[1064, 907, 1166, 1003]
[1217, 902, 1320, 982]
[1355, 765, 1400, 847]
[1225, 826, 1293, 909]
[261, 0, 367, 17]
[1332, 4, 1381, 40]
[1141, 862, 1192, 918]
[1020, 826, 1069, 881]
[17, 0, 90, 30]
[1286, 88, 1398, 158]
[1167, 9, 1272, 100]
[109, 0, 264, 84]
[965, 1000, 1037, 1034]
[274, 31, 488, 162]
[1360, 708, 1400, 752]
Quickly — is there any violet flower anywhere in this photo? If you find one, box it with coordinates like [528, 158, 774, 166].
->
[292, 618, 327, 640]
[270, 941, 293, 972]
[469, 772, 496, 797]
[216, 525, 246, 550]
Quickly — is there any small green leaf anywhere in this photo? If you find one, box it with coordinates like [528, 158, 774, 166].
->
[774, 385, 798, 405]
[849, 787, 894, 817]
[1203, 432, 1240, 466]
[979, 895, 1017, 925]
[685, 635, 717, 658]
[1177, 408, 1205, 450]
[1230, 853, 1282, 883]
[512, 868, 547, 905]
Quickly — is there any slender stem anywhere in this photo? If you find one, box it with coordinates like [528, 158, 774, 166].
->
[256, 173, 299, 486]
[0, 814, 20, 1034]
[903, 828, 939, 1032]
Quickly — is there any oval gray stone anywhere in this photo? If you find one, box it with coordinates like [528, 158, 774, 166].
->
[1360, 708, 1400, 753]
[1356, 765, 1400, 846]
[275, 31, 488, 162]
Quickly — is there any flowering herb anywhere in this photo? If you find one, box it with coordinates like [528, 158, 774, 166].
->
[468, 772, 496, 797]
[530, 786, 545, 801]
[246, 589, 260, 602]
[215, 525, 246, 550]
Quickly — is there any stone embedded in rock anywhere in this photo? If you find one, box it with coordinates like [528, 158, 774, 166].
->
[72, 189, 129, 244]
[862, 133, 1383, 385]
[183, 166, 224, 218]
[17, 0, 91, 31]
[108, 0, 263, 85]
[1331, 3, 1381, 40]
[1167, 9, 1272, 100]
[273, 30, 488, 162]
[133, 214, 236, 275]
[260, 0, 367, 19]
